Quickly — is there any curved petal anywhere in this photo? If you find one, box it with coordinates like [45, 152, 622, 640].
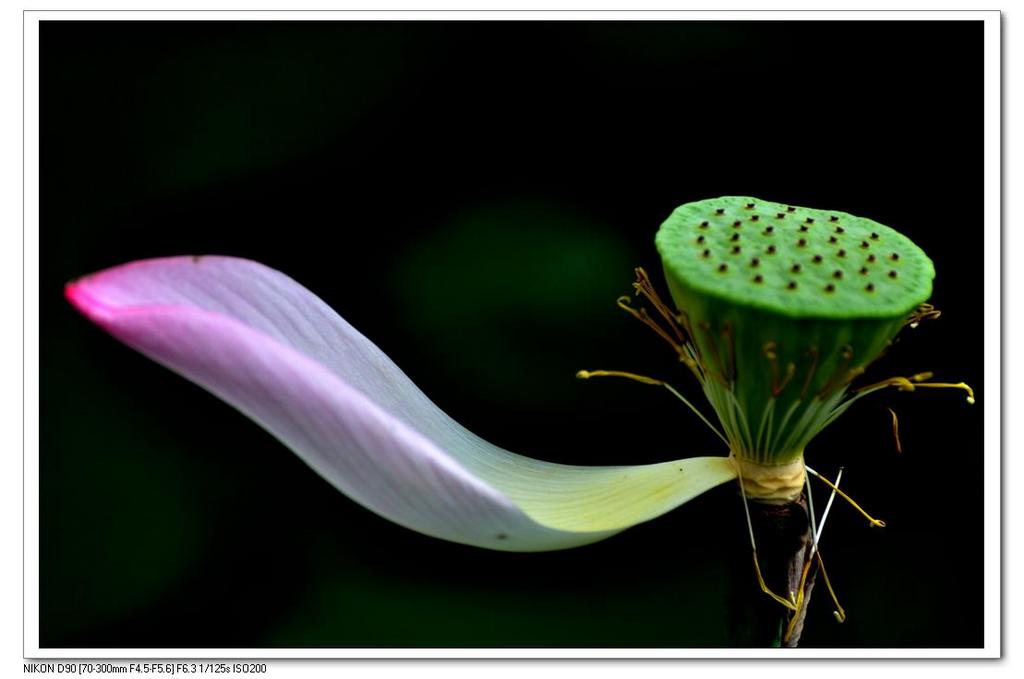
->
[65, 256, 736, 551]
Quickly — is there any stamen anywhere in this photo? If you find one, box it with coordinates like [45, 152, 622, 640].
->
[817, 345, 855, 397]
[763, 342, 796, 396]
[912, 381, 976, 404]
[783, 559, 814, 643]
[699, 321, 731, 384]
[575, 369, 660, 385]
[616, 296, 684, 358]
[906, 302, 942, 328]
[805, 466, 886, 527]
[737, 472, 798, 612]
[814, 467, 843, 548]
[781, 465, 828, 644]
[816, 552, 846, 623]
[754, 552, 798, 611]
[799, 347, 820, 401]
[782, 473, 847, 639]
[888, 407, 902, 454]
[575, 370, 728, 445]
[632, 268, 688, 343]
[721, 321, 738, 383]
[854, 372, 975, 404]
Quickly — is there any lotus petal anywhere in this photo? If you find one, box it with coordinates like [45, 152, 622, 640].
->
[66, 256, 736, 551]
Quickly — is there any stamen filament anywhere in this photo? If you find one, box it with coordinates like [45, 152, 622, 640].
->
[805, 465, 886, 528]
[632, 267, 688, 343]
[575, 370, 728, 445]
[575, 369, 661, 386]
[616, 296, 683, 357]
[783, 558, 814, 643]
[854, 373, 975, 404]
[816, 552, 846, 623]
[805, 466, 819, 554]
[906, 302, 942, 328]
[784, 463, 845, 643]
[662, 383, 730, 446]
[814, 467, 843, 548]
[737, 470, 798, 612]
[799, 347, 820, 401]
[754, 551, 799, 612]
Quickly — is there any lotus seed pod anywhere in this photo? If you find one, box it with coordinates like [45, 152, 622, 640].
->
[655, 196, 934, 469]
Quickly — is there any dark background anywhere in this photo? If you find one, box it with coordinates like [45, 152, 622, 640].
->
[40, 20, 985, 648]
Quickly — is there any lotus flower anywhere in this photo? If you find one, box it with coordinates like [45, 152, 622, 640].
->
[65, 197, 977, 649]
[64, 255, 740, 552]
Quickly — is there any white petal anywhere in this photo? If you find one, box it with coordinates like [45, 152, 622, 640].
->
[66, 256, 736, 551]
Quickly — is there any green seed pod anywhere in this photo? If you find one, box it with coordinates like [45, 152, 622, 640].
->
[655, 196, 934, 470]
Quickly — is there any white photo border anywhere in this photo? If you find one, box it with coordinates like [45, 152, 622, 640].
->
[22, 8, 1002, 660]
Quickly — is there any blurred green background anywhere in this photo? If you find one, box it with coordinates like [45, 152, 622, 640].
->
[39, 20, 984, 648]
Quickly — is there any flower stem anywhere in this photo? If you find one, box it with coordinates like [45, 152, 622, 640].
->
[728, 492, 816, 647]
